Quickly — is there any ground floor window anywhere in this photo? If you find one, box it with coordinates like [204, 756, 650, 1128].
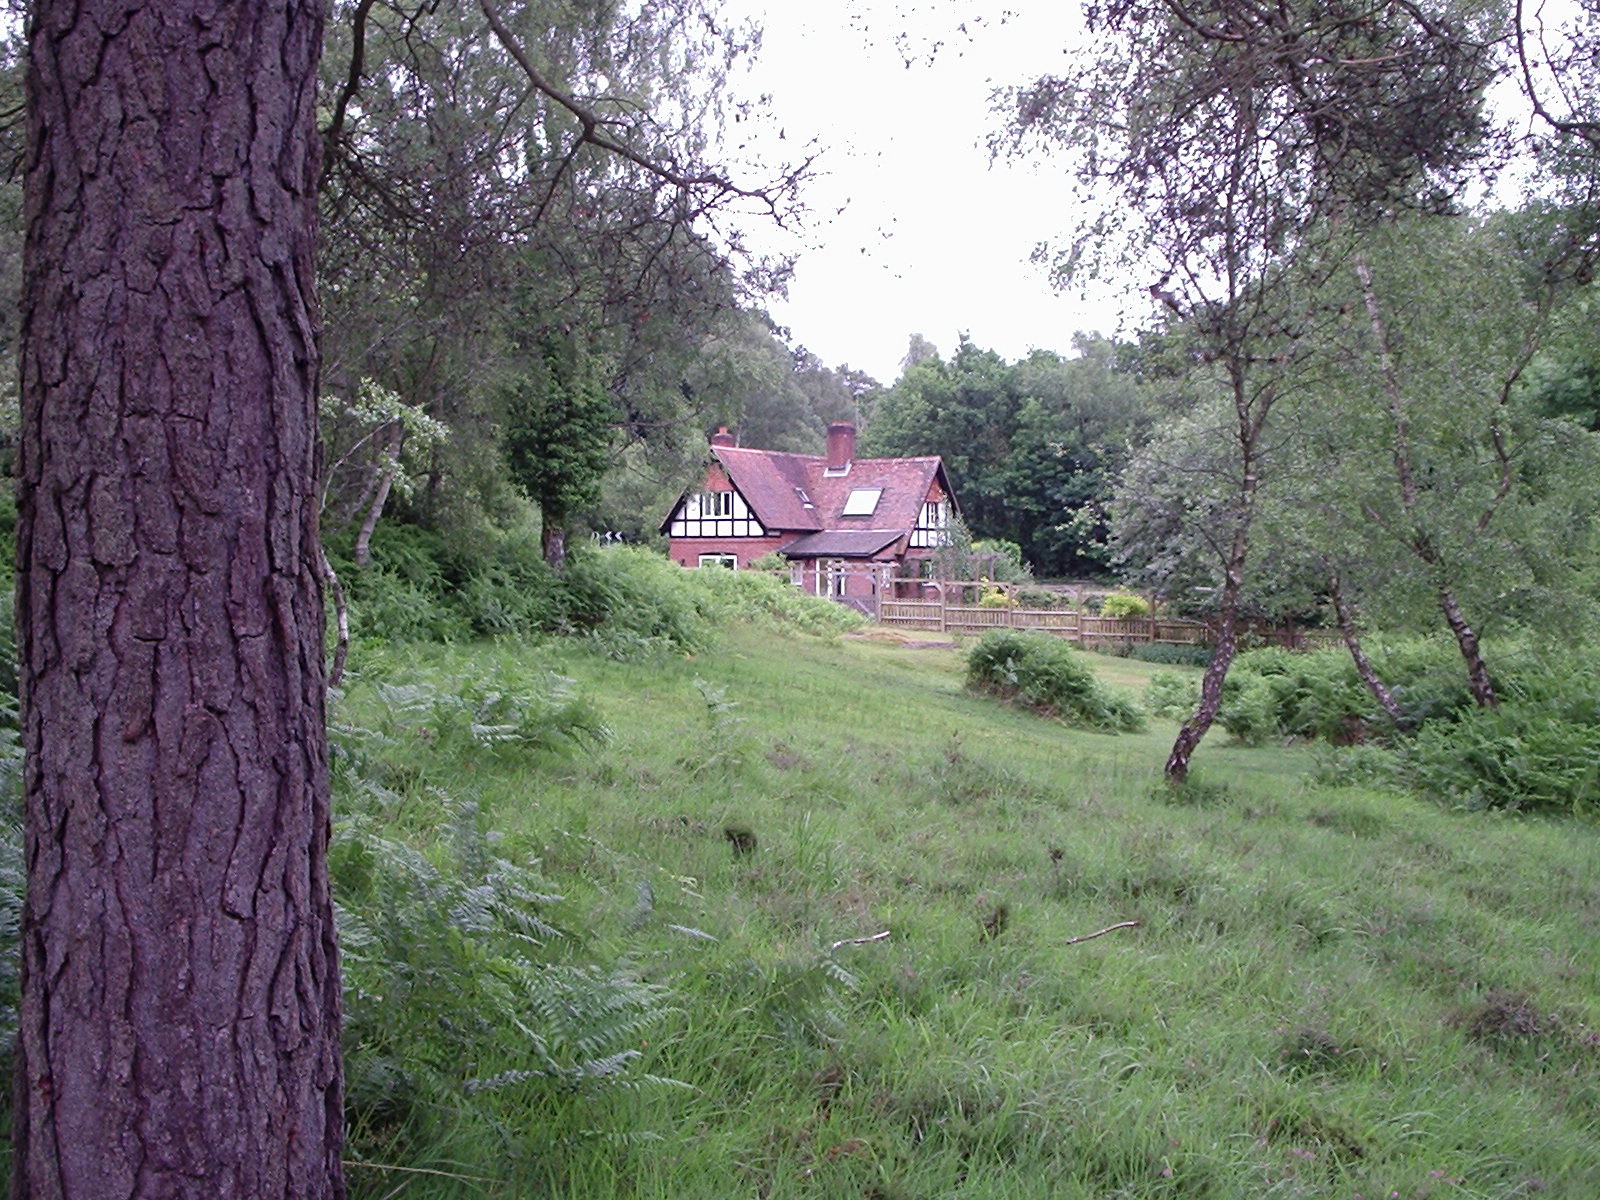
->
[823, 559, 845, 597]
[697, 554, 738, 569]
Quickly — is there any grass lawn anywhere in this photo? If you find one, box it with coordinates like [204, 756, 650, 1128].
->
[334, 624, 1600, 1200]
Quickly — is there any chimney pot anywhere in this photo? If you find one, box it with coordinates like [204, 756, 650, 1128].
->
[710, 426, 737, 448]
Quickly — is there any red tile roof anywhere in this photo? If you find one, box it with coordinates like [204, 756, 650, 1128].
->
[661, 433, 956, 563]
[711, 446, 824, 532]
[711, 445, 949, 539]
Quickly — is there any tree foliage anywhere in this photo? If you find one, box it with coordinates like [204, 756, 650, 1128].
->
[503, 331, 616, 569]
[316, 0, 808, 545]
[863, 336, 1148, 576]
[1003, 0, 1508, 780]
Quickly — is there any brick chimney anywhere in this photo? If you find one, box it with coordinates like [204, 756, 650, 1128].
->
[710, 426, 737, 448]
[825, 422, 856, 473]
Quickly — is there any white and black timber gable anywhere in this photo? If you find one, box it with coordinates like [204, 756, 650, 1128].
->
[664, 487, 768, 539]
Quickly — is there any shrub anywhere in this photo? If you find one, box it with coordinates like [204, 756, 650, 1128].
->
[1014, 586, 1070, 610]
[0, 586, 16, 700]
[345, 566, 473, 644]
[971, 538, 1032, 583]
[329, 686, 676, 1179]
[361, 674, 610, 758]
[334, 796, 676, 1174]
[966, 630, 1145, 732]
[1099, 590, 1152, 619]
[333, 519, 875, 655]
[1233, 646, 1364, 742]
[1130, 642, 1211, 667]
[1403, 702, 1600, 814]
[458, 531, 560, 637]
[1217, 670, 1280, 746]
[1368, 638, 1479, 728]
[1309, 743, 1403, 789]
[1144, 670, 1198, 720]
[685, 567, 865, 638]
[556, 546, 713, 653]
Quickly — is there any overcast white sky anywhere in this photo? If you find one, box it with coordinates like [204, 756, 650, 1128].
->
[720, 1, 1144, 385]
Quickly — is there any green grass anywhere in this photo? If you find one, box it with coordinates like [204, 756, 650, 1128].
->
[333, 627, 1600, 1200]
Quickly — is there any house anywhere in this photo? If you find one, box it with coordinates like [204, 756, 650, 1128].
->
[660, 422, 956, 603]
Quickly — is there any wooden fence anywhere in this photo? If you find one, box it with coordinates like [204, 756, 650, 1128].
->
[874, 596, 1345, 651]
[878, 599, 1209, 646]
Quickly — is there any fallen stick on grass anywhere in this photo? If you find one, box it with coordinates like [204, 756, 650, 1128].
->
[829, 930, 891, 950]
[1066, 920, 1141, 945]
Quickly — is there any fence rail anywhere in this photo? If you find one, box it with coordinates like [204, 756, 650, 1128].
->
[877, 596, 1327, 651]
[879, 599, 1204, 644]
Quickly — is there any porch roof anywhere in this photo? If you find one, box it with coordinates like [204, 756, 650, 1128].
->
[781, 530, 905, 559]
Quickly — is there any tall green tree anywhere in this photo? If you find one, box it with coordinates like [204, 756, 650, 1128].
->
[1293, 214, 1600, 665]
[504, 332, 616, 570]
[685, 310, 825, 454]
[866, 337, 1150, 577]
[999, 342, 1152, 576]
[864, 338, 1021, 540]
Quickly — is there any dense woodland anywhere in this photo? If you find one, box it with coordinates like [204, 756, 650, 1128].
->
[2, 0, 1600, 1196]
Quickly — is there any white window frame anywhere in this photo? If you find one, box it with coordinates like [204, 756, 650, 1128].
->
[697, 553, 738, 569]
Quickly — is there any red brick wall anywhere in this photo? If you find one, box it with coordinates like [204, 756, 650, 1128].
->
[669, 535, 790, 569]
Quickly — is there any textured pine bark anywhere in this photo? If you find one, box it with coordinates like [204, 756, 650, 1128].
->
[14, 3, 342, 1197]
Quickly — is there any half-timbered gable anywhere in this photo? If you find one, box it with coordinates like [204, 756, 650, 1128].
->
[665, 487, 768, 540]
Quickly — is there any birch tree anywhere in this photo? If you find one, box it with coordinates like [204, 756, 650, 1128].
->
[1001, 0, 1502, 780]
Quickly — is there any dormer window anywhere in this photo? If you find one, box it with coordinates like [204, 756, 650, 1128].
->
[841, 488, 882, 516]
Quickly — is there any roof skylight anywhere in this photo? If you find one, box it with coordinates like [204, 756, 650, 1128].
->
[841, 488, 882, 516]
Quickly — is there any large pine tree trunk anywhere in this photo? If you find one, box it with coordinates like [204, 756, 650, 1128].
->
[14, 4, 343, 1197]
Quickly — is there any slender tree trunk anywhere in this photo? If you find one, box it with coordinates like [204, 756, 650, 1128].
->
[1354, 254, 1497, 708]
[1166, 360, 1261, 783]
[1168, 607, 1240, 783]
[1327, 567, 1408, 726]
[1438, 584, 1497, 708]
[15, 3, 343, 1197]
[353, 423, 402, 567]
[322, 547, 352, 691]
